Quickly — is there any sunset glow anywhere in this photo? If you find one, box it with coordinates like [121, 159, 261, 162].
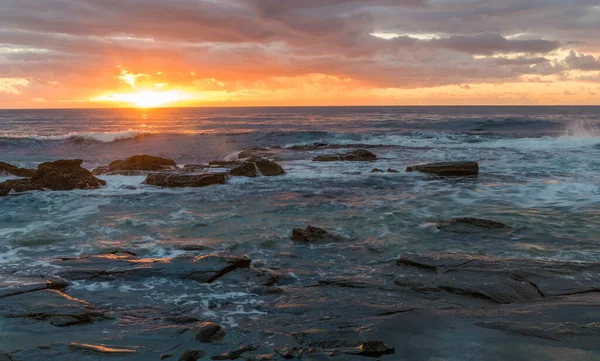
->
[95, 90, 193, 108]
[1, 1, 599, 108]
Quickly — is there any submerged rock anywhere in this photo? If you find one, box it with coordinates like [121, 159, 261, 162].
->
[193, 321, 226, 343]
[405, 161, 479, 176]
[437, 217, 511, 233]
[371, 168, 398, 173]
[92, 154, 176, 175]
[313, 149, 377, 162]
[0, 159, 105, 196]
[145, 172, 228, 188]
[291, 226, 343, 243]
[0, 162, 36, 177]
[211, 345, 258, 360]
[179, 350, 205, 361]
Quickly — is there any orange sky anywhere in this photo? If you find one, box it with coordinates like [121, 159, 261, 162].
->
[1, 1, 599, 108]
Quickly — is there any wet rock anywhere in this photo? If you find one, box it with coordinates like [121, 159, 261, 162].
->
[145, 172, 228, 188]
[180, 350, 205, 361]
[1, 159, 106, 196]
[162, 354, 175, 359]
[220, 268, 281, 286]
[211, 345, 258, 360]
[55, 252, 252, 283]
[371, 168, 384, 173]
[474, 321, 589, 341]
[68, 342, 138, 354]
[437, 217, 511, 233]
[291, 226, 343, 243]
[395, 253, 600, 303]
[250, 286, 284, 295]
[0, 162, 36, 177]
[245, 354, 273, 361]
[193, 322, 226, 343]
[0, 289, 106, 326]
[239, 147, 280, 159]
[274, 347, 300, 359]
[312, 149, 377, 162]
[92, 154, 176, 175]
[166, 315, 201, 324]
[337, 341, 395, 357]
[386, 168, 399, 173]
[229, 162, 258, 177]
[0, 277, 68, 298]
[208, 161, 242, 168]
[185, 164, 208, 171]
[253, 158, 285, 176]
[405, 161, 479, 176]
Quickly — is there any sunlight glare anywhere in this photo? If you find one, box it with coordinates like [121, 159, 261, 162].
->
[95, 90, 192, 108]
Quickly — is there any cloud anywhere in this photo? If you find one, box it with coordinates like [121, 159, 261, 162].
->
[0, 0, 598, 106]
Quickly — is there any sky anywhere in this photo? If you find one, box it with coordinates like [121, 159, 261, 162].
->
[0, 0, 599, 108]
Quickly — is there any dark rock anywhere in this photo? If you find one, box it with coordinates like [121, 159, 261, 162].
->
[193, 322, 226, 343]
[291, 226, 343, 243]
[229, 162, 258, 177]
[211, 345, 258, 360]
[92, 154, 176, 175]
[387, 168, 399, 173]
[337, 341, 395, 357]
[274, 347, 300, 359]
[68, 342, 137, 354]
[185, 164, 208, 171]
[0, 159, 105, 196]
[437, 217, 511, 233]
[179, 350, 205, 361]
[371, 168, 384, 173]
[313, 149, 377, 162]
[207, 161, 242, 169]
[395, 253, 600, 303]
[145, 172, 228, 188]
[249, 286, 284, 295]
[166, 315, 200, 324]
[0, 277, 69, 298]
[239, 147, 280, 159]
[0, 162, 36, 177]
[253, 158, 285, 176]
[0, 289, 107, 326]
[161, 354, 174, 360]
[55, 252, 252, 283]
[405, 161, 479, 176]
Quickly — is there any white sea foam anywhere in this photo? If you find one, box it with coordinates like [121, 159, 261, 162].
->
[2, 130, 148, 143]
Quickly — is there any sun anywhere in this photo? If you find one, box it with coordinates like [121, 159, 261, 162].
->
[94, 90, 192, 108]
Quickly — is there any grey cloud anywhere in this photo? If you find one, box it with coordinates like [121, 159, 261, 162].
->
[565, 51, 600, 71]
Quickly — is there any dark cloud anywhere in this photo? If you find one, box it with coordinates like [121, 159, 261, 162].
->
[565, 51, 600, 71]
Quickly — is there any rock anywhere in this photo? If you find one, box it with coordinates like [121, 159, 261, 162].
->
[0, 159, 105, 196]
[0, 289, 106, 326]
[0, 277, 68, 298]
[68, 342, 138, 354]
[437, 217, 511, 233]
[405, 161, 479, 176]
[193, 322, 226, 343]
[211, 345, 258, 360]
[145, 172, 228, 188]
[395, 253, 600, 303]
[249, 286, 284, 295]
[229, 162, 258, 177]
[185, 164, 207, 171]
[291, 226, 343, 243]
[55, 252, 252, 283]
[337, 341, 395, 357]
[179, 350, 205, 361]
[0, 178, 43, 196]
[312, 149, 376, 162]
[166, 315, 200, 324]
[162, 354, 174, 359]
[274, 347, 300, 359]
[207, 161, 242, 168]
[253, 158, 285, 176]
[0, 162, 36, 177]
[371, 168, 384, 173]
[92, 155, 176, 175]
[228, 158, 285, 177]
[387, 168, 399, 173]
[239, 147, 280, 159]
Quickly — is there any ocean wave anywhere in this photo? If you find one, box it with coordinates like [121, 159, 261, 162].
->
[0, 130, 150, 143]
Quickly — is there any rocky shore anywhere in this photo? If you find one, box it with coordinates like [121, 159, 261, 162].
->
[1, 144, 599, 361]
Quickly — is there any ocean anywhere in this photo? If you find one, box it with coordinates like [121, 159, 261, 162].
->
[1, 106, 600, 360]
